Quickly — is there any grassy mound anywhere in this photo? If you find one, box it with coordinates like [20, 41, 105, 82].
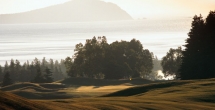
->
[48, 78, 215, 109]
[57, 77, 155, 86]
[102, 80, 190, 97]
[11, 91, 73, 99]
[101, 78, 215, 103]
[0, 82, 69, 99]
[0, 82, 66, 92]
[1, 79, 215, 109]
[0, 91, 50, 110]
[0, 83, 42, 91]
[39, 83, 66, 89]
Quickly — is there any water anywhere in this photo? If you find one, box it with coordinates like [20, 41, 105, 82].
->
[0, 18, 192, 65]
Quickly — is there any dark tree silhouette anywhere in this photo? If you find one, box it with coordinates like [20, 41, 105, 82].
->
[179, 11, 215, 79]
[2, 72, 13, 87]
[0, 57, 66, 83]
[0, 65, 3, 82]
[161, 47, 182, 78]
[65, 37, 153, 79]
[44, 67, 53, 83]
[31, 68, 44, 83]
[3, 61, 9, 74]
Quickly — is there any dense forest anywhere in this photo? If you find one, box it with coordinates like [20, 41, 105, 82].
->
[0, 58, 67, 84]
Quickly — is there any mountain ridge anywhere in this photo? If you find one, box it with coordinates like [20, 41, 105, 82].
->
[0, 0, 133, 24]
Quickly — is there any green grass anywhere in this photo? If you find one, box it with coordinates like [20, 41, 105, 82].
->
[0, 82, 69, 99]
[57, 77, 156, 86]
[1, 78, 215, 109]
[41, 78, 215, 109]
[0, 91, 51, 110]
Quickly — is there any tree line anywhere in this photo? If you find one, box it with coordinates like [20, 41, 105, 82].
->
[161, 11, 215, 80]
[0, 58, 67, 86]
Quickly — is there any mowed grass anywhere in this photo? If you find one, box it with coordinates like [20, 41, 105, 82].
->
[0, 78, 154, 99]
[1, 78, 215, 109]
[38, 78, 215, 110]
[0, 91, 54, 110]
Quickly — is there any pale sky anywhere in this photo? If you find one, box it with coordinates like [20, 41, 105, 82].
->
[0, 0, 214, 19]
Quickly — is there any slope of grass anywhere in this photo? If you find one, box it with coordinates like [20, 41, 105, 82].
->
[0, 91, 51, 110]
[57, 77, 155, 86]
[0, 82, 69, 99]
[1, 78, 215, 109]
[39, 78, 215, 110]
[0, 82, 66, 91]
[102, 80, 191, 97]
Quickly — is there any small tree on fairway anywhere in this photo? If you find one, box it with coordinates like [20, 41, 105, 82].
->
[2, 72, 13, 87]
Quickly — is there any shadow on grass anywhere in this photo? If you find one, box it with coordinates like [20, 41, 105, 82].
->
[0, 78, 166, 100]
[58, 77, 163, 87]
[102, 81, 190, 97]
[190, 95, 215, 103]
[12, 91, 74, 99]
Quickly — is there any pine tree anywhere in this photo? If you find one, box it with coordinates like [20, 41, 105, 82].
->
[4, 61, 9, 73]
[179, 11, 215, 79]
[0, 65, 3, 82]
[44, 67, 53, 83]
[2, 72, 13, 87]
[32, 68, 44, 83]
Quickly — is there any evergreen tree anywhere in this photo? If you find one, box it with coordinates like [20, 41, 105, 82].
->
[44, 67, 53, 83]
[14, 59, 21, 81]
[49, 59, 54, 71]
[41, 57, 47, 71]
[0, 65, 3, 82]
[2, 72, 13, 87]
[32, 68, 44, 83]
[4, 61, 9, 73]
[179, 11, 215, 79]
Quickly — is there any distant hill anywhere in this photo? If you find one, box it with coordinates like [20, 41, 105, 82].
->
[0, 0, 133, 24]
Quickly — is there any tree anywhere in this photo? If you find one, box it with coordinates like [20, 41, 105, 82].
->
[9, 59, 16, 80]
[41, 57, 48, 71]
[161, 47, 182, 78]
[179, 11, 215, 79]
[49, 59, 54, 71]
[65, 37, 153, 79]
[145, 55, 163, 80]
[2, 72, 13, 87]
[44, 67, 53, 83]
[152, 55, 162, 71]
[104, 39, 153, 79]
[14, 59, 21, 81]
[3, 61, 9, 73]
[0, 65, 3, 82]
[31, 68, 44, 83]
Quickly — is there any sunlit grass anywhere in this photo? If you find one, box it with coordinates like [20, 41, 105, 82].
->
[1, 78, 215, 109]
[40, 78, 215, 109]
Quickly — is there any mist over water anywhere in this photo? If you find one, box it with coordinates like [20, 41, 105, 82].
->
[0, 18, 192, 65]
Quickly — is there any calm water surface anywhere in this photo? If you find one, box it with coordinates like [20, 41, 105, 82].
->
[0, 18, 192, 65]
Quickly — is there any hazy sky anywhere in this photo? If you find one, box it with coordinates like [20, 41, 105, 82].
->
[0, 0, 214, 18]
